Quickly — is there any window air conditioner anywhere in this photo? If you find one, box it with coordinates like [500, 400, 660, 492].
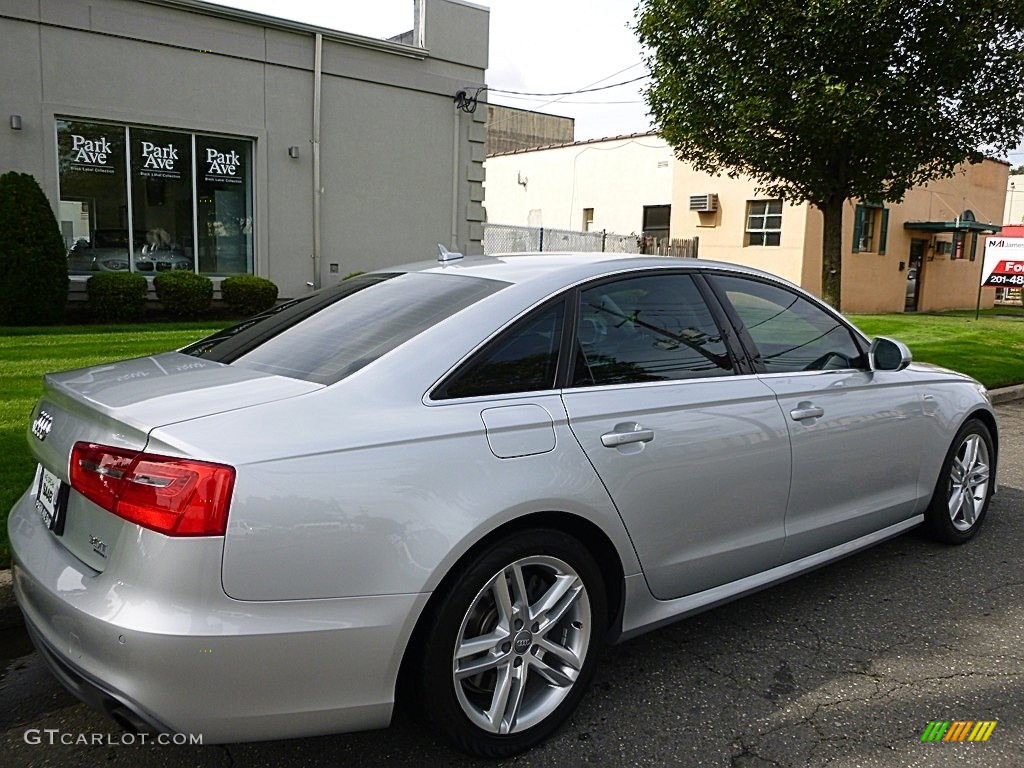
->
[689, 193, 718, 212]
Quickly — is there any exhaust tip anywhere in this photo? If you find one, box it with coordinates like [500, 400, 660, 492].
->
[108, 705, 155, 735]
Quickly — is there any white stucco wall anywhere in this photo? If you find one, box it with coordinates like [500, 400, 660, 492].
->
[483, 134, 674, 235]
[1006, 176, 1024, 225]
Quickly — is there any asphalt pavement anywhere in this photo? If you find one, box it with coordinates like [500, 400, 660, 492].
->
[2, 402, 1022, 767]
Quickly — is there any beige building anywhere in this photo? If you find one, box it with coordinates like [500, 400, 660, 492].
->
[484, 131, 1009, 313]
[673, 159, 1008, 312]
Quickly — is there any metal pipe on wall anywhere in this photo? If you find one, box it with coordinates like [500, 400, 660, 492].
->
[312, 32, 323, 289]
[451, 107, 460, 250]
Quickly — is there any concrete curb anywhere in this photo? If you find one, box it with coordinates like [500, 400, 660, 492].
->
[990, 383, 1024, 405]
[0, 386, 1020, 632]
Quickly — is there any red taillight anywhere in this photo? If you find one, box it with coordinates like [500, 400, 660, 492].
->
[70, 442, 235, 536]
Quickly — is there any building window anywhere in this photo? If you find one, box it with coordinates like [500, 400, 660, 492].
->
[196, 136, 254, 275]
[852, 203, 889, 254]
[582, 208, 594, 232]
[746, 199, 782, 246]
[642, 205, 671, 240]
[57, 117, 253, 278]
[130, 126, 195, 274]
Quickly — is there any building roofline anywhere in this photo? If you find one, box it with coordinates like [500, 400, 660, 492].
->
[487, 130, 662, 158]
[138, 0, 429, 59]
[486, 103, 575, 123]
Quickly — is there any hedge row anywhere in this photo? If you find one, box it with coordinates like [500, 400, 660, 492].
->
[85, 272, 280, 321]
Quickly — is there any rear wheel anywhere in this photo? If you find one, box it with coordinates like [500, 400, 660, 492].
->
[415, 530, 606, 757]
[924, 419, 994, 544]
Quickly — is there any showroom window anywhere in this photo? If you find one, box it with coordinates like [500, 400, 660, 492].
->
[745, 199, 783, 246]
[57, 118, 253, 277]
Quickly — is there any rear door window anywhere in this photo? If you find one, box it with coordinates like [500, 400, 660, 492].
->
[571, 273, 734, 386]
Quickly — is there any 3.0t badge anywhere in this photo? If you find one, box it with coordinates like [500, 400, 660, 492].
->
[32, 410, 53, 441]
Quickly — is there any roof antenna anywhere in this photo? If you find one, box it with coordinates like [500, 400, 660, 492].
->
[437, 243, 464, 262]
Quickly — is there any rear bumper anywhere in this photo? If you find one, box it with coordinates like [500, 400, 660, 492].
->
[8, 489, 429, 743]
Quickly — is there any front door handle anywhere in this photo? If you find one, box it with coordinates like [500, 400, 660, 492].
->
[601, 423, 655, 447]
[789, 404, 824, 421]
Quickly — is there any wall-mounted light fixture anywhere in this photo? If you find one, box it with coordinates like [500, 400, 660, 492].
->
[288, 146, 300, 159]
[10, 115, 23, 130]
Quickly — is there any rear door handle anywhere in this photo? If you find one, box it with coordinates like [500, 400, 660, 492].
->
[789, 404, 824, 421]
[601, 423, 655, 447]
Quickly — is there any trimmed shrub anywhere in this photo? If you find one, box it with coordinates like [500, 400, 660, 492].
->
[0, 172, 68, 325]
[86, 272, 148, 322]
[153, 271, 213, 319]
[221, 275, 278, 316]
[342, 271, 365, 281]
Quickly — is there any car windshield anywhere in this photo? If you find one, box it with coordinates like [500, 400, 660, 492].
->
[182, 272, 508, 385]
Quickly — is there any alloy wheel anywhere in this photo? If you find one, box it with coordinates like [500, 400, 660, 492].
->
[451, 555, 591, 735]
[948, 433, 990, 532]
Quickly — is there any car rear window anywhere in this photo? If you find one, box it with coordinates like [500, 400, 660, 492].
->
[182, 272, 507, 385]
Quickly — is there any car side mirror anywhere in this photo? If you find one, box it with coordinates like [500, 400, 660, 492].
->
[869, 336, 912, 371]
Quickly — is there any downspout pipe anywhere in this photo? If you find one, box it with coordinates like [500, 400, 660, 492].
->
[312, 32, 323, 289]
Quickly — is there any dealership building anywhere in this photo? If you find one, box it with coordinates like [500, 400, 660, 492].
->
[1, 0, 489, 300]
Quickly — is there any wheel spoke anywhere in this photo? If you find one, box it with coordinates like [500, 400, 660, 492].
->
[456, 629, 507, 661]
[964, 436, 980, 470]
[498, 666, 528, 735]
[948, 484, 965, 518]
[962, 489, 977, 525]
[492, 573, 515, 627]
[530, 574, 581, 625]
[509, 562, 530, 613]
[530, 653, 577, 688]
[535, 637, 582, 671]
[455, 649, 509, 679]
[486, 664, 513, 731]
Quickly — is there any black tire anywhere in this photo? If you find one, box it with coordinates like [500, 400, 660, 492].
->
[413, 529, 606, 758]
[923, 418, 994, 544]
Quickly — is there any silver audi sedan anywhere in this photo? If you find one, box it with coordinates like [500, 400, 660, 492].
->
[10, 252, 997, 757]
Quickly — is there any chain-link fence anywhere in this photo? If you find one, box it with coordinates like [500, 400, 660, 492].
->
[484, 223, 697, 259]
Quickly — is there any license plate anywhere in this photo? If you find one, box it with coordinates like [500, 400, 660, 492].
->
[35, 465, 68, 535]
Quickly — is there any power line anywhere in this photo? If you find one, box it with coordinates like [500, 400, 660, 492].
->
[487, 74, 649, 97]
[493, 93, 645, 105]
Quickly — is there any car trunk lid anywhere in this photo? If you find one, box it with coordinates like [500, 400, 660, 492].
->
[27, 352, 321, 571]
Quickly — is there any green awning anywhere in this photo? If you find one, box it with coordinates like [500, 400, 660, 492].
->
[903, 209, 1001, 234]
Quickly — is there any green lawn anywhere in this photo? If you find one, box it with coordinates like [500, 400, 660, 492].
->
[1, 309, 1022, 570]
[849, 308, 1024, 390]
[0, 323, 226, 568]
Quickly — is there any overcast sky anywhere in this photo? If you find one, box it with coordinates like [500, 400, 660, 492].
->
[204, 0, 653, 141]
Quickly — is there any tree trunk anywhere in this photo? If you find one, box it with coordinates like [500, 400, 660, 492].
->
[820, 195, 844, 311]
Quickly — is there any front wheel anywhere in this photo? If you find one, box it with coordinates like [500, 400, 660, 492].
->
[924, 418, 994, 544]
[415, 530, 606, 757]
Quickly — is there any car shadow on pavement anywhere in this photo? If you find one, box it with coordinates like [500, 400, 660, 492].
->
[4, 486, 1023, 767]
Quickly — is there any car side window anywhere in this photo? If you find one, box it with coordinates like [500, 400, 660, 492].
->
[712, 275, 866, 373]
[571, 273, 734, 387]
[436, 300, 565, 399]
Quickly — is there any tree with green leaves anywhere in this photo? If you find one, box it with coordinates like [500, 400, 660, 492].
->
[636, 0, 1024, 310]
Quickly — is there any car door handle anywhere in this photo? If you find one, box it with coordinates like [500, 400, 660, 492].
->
[601, 424, 655, 447]
[789, 404, 824, 421]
